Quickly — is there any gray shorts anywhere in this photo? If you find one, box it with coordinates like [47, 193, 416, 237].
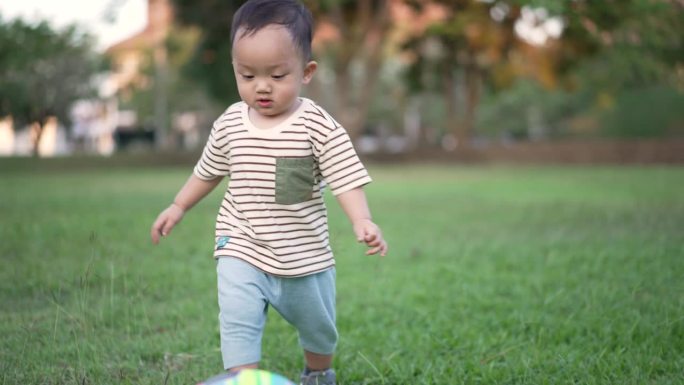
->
[216, 257, 338, 370]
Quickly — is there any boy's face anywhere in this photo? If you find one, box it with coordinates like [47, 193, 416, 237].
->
[232, 25, 316, 122]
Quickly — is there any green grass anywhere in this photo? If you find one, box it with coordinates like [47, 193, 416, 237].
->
[1, 162, 683, 384]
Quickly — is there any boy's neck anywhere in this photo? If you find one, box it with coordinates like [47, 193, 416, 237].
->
[248, 98, 302, 130]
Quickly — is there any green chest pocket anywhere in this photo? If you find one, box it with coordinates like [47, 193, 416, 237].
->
[275, 156, 315, 205]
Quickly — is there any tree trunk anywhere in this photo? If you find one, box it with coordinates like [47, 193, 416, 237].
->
[323, 0, 391, 141]
[29, 121, 44, 157]
[443, 64, 462, 150]
[154, 43, 169, 149]
[460, 64, 481, 146]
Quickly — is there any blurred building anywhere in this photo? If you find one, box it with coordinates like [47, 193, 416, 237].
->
[104, 0, 173, 151]
[104, 0, 208, 151]
[106, 0, 172, 97]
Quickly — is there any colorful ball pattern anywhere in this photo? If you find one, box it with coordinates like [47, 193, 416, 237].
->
[198, 369, 296, 385]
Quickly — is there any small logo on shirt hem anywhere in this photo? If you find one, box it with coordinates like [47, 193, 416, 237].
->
[216, 236, 230, 249]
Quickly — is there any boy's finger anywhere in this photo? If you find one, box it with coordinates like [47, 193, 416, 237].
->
[364, 233, 377, 242]
[152, 231, 163, 245]
[366, 238, 381, 247]
[368, 242, 387, 257]
[150, 219, 163, 244]
[161, 220, 175, 237]
[366, 246, 381, 255]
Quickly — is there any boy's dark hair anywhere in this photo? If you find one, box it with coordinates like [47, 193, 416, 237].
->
[231, 0, 314, 61]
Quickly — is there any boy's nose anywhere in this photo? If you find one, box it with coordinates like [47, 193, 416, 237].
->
[256, 79, 271, 93]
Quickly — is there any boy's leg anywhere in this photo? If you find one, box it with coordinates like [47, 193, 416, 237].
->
[228, 363, 258, 372]
[304, 350, 332, 371]
[272, 268, 337, 384]
[216, 257, 269, 371]
[275, 268, 338, 360]
[300, 352, 336, 385]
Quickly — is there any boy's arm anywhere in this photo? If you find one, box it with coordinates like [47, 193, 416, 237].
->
[335, 187, 388, 256]
[150, 174, 223, 244]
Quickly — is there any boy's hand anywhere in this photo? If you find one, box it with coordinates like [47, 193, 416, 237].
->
[150, 203, 185, 244]
[352, 219, 388, 256]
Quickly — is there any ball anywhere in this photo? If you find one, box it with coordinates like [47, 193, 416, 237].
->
[197, 369, 296, 385]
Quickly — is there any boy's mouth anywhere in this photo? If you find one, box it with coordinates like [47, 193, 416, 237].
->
[256, 99, 273, 108]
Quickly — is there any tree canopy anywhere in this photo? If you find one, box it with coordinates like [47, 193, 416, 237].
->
[0, 17, 101, 129]
[165, 0, 683, 144]
[170, 0, 245, 104]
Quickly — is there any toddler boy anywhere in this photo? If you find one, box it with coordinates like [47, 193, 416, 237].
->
[150, 1, 387, 384]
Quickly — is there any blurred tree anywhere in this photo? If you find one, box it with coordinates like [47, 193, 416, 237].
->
[0, 17, 100, 155]
[538, 0, 683, 89]
[169, 0, 245, 105]
[0, 19, 101, 154]
[117, 26, 224, 145]
[169, 0, 393, 139]
[477, 79, 593, 140]
[509, 0, 684, 138]
[401, 0, 520, 147]
[405, 0, 683, 144]
[168, 0, 682, 145]
[303, 0, 393, 139]
[601, 86, 684, 137]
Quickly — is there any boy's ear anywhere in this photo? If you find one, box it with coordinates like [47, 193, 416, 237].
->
[302, 61, 318, 84]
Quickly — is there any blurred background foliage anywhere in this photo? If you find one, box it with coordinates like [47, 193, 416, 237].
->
[0, 16, 102, 153]
[0, 0, 682, 155]
[168, 0, 684, 146]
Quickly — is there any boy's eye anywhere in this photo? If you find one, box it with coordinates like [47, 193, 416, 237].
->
[241, 74, 254, 80]
[272, 74, 287, 80]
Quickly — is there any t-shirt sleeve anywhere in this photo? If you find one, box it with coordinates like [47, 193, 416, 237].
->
[193, 120, 230, 180]
[317, 126, 372, 196]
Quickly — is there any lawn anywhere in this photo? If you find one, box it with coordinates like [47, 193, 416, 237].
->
[1, 161, 683, 384]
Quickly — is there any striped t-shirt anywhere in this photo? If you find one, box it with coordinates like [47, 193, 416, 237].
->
[194, 98, 372, 277]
